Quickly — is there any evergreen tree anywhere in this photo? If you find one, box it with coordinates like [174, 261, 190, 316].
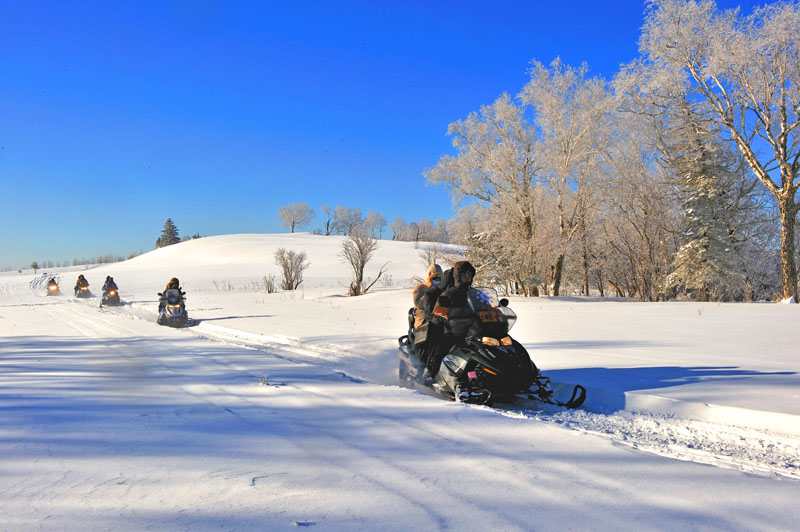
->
[156, 218, 180, 249]
[664, 112, 743, 301]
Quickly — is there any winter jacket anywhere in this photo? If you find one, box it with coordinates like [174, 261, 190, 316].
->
[164, 279, 181, 293]
[412, 264, 443, 328]
[434, 261, 476, 318]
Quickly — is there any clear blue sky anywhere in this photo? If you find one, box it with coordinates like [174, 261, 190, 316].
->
[0, 0, 760, 269]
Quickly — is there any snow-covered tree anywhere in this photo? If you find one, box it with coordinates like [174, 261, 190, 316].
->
[637, 0, 800, 301]
[662, 109, 750, 300]
[333, 206, 363, 236]
[364, 210, 387, 239]
[156, 218, 180, 249]
[425, 94, 546, 294]
[278, 202, 315, 233]
[597, 118, 682, 301]
[520, 58, 614, 296]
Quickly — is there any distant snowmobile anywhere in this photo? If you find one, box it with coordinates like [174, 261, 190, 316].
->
[46, 278, 60, 296]
[398, 287, 586, 408]
[157, 288, 194, 327]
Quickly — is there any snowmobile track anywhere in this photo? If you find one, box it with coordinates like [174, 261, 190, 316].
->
[63, 295, 800, 481]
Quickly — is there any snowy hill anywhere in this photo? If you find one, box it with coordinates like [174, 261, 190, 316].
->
[2, 233, 799, 530]
[100, 232, 445, 291]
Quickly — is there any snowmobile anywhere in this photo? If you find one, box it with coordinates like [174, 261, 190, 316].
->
[74, 284, 91, 298]
[398, 287, 586, 408]
[46, 278, 60, 296]
[157, 288, 192, 327]
[100, 287, 122, 306]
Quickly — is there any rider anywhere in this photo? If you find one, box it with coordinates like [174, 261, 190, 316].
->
[102, 276, 118, 292]
[158, 277, 183, 312]
[74, 274, 89, 294]
[425, 261, 476, 376]
[411, 264, 443, 373]
[412, 264, 442, 329]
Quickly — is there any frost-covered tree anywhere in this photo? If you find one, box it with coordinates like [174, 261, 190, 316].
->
[273, 248, 310, 290]
[426, 94, 546, 294]
[364, 210, 387, 239]
[389, 217, 452, 243]
[662, 109, 752, 300]
[595, 116, 682, 301]
[340, 230, 388, 296]
[156, 218, 180, 248]
[427, 59, 613, 296]
[278, 202, 315, 233]
[636, 0, 800, 301]
[318, 205, 338, 236]
[520, 58, 614, 296]
[333, 206, 364, 236]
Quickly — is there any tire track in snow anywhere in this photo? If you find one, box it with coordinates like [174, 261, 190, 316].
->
[499, 406, 800, 480]
[178, 320, 800, 480]
[49, 296, 800, 481]
[52, 299, 538, 531]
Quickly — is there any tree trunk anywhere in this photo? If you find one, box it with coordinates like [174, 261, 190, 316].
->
[778, 195, 799, 302]
[608, 280, 624, 298]
[582, 247, 590, 296]
[581, 219, 590, 296]
[551, 254, 564, 296]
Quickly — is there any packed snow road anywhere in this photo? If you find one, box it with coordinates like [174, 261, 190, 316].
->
[1, 271, 799, 531]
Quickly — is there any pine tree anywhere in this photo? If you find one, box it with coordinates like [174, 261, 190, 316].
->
[156, 218, 180, 249]
[664, 112, 743, 301]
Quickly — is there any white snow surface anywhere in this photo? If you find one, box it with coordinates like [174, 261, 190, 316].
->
[2, 233, 799, 531]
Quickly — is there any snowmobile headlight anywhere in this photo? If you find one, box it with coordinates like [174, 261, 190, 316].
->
[442, 354, 468, 374]
[500, 336, 513, 346]
[109, 290, 116, 296]
[48, 285, 58, 291]
[481, 337, 500, 346]
[168, 304, 181, 309]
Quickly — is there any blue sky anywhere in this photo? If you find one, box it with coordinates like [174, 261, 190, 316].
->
[0, 0, 760, 269]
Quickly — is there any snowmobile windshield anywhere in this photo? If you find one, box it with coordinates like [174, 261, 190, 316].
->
[467, 287, 517, 332]
[165, 288, 183, 304]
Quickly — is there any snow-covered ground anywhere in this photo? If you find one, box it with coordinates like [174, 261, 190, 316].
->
[1, 233, 798, 531]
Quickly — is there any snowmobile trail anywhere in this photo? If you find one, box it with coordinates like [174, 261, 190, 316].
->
[70, 295, 800, 481]
[3, 271, 800, 530]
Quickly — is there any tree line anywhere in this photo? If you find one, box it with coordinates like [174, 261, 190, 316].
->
[278, 202, 452, 243]
[278, 2, 799, 302]
[423, 0, 798, 302]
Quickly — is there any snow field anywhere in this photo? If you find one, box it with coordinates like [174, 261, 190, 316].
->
[2, 233, 799, 530]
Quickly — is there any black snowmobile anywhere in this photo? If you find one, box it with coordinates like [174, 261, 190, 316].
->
[100, 287, 122, 307]
[157, 288, 193, 327]
[398, 287, 586, 408]
[74, 284, 91, 298]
